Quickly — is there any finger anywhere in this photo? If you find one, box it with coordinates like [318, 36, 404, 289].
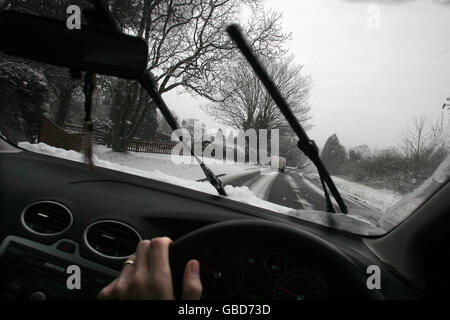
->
[148, 237, 174, 298]
[117, 255, 136, 284]
[134, 240, 151, 274]
[182, 260, 202, 300]
[148, 237, 172, 276]
[97, 278, 117, 300]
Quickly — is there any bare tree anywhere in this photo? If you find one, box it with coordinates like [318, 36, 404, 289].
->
[201, 56, 310, 163]
[202, 55, 311, 131]
[401, 116, 433, 163]
[108, 0, 291, 152]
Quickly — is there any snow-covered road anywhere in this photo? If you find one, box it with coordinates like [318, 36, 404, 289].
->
[224, 167, 400, 223]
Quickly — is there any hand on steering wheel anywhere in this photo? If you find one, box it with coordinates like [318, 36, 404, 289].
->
[97, 237, 202, 300]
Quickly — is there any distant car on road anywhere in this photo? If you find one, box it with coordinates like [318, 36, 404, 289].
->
[271, 156, 287, 173]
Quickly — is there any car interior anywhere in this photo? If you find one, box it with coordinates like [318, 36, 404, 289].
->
[0, 0, 449, 300]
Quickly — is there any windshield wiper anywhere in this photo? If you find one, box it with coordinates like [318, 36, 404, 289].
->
[139, 72, 227, 197]
[226, 24, 347, 214]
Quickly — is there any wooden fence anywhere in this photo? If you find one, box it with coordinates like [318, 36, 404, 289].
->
[64, 122, 110, 146]
[127, 139, 178, 154]
[39, 116, 239, 159]
[39, 117, 84, 151]
[39, 116, 179, 155]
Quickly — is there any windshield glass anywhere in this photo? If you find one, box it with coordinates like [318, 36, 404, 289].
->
[1, 0, 449, 235]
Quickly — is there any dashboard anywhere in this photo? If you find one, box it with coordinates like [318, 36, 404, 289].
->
[0, 148, 420, 300]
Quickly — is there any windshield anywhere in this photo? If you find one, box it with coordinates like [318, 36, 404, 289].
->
[0, 0, 449, 235]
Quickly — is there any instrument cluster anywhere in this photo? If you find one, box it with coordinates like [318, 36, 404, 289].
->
[197, 247, 330, 300]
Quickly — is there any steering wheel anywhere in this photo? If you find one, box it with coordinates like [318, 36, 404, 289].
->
[170, 219, 383, 300]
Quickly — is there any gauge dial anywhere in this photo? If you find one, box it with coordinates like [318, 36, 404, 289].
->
[264, 253, 287, 275]
[241, 247, 263, 268]
[273, 269, 328, 300]
[198, 250, 244, 299]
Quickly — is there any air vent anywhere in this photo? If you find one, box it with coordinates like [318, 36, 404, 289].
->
[84, 220, 141, 259]
[21, 201, 73, 235]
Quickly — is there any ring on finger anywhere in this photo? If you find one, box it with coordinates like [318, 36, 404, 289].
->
[124, 258, 135, 266]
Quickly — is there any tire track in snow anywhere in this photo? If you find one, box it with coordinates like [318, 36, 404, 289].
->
[243, 169, 279, 200]
[285, 174, 314, 210]
[299, 174, 339, 207]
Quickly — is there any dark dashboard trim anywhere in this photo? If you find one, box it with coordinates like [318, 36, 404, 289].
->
[0, 235, 120, 278]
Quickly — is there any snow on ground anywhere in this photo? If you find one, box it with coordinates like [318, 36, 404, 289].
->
[18, 142, 293, 215]
[245, 168, 278, 199]
[93, 145, 259, 181]
[305, 173, 401, 213]
[331, 175, 401, 212]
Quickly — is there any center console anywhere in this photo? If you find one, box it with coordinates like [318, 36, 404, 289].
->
[0, 236, 118, 299]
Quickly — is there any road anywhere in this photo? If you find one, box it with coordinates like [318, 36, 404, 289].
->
[221, 167, 366, 213]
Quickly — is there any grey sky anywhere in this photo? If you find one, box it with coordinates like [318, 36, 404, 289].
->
[164, 0, 450, 149]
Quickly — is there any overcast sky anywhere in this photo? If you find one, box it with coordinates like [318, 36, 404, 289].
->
[164, 0, 450, 149]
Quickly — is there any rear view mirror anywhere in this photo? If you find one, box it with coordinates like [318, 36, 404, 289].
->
[0, 11, 148, 79]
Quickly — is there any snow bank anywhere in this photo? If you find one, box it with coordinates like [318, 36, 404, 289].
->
[305, 173, 401, 213]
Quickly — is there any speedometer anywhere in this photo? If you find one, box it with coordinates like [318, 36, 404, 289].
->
[198, 250, 244, 299]
[273, 269, 328, 300]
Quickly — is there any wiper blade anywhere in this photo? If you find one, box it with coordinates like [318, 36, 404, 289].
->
[139, 72, 227, 197]
[226, 24, 347, 214]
